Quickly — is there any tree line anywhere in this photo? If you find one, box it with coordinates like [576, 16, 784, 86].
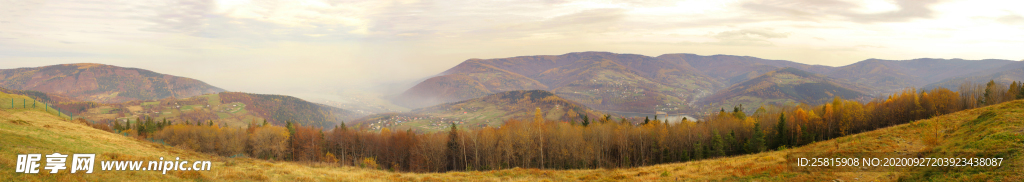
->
[86, 80, 1024, 172]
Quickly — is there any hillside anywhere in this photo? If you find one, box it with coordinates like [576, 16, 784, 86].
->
[4, 92, 1023, 181]
[924, 61, 1024, 90]
[399, 52, 1019, 118]
[395, 52, 723, 114]
[356, 90, 607, 132]
[75, 92, 358, 129]
[828, 58, 1018, 94]
[662, 53, 836, 86]
[0, 63, 225, 103]
[700, 67, 869, 110]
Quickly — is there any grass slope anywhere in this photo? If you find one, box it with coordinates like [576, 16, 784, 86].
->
[3, 96, 1024, 181]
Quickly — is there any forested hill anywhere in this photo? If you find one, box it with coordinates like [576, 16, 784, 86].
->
[354, 90, 608, 132]
[395, 52, 722, 113]
[700, 67, 870, 109]
[75, 92, 357, 129]
[0, 63, 225, 103]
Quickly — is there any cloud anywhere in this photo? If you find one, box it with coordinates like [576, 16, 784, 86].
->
[996, 13, 1024, 25]
[138, 0, 216, 34]
[708, 28, 790, 46]
[501, 8, 628, 34]
[214, 0, 372, 34]
[742, 0, 942, 23]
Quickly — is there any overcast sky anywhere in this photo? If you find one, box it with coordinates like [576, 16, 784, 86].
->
[1, 0, 1021, 98]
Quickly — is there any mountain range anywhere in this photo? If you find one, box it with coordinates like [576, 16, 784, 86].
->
[2, 54, 1019, 131]
[397, 52, 1022, 115]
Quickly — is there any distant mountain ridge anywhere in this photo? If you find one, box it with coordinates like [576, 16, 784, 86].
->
[923, 61, 1024, 90]
[0, 63, 225, 103]
[396, 52, 727, 113]
[827, 58, 1019, 94]
[398, 52, 1018, 116]
[700, 67, 869, 109]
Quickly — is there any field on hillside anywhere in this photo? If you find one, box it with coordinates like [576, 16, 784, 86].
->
[3, 99, 1024, 181]
[77, 93, 262, 128]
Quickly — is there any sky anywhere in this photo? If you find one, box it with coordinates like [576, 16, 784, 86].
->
[0, 0, 1022, 100]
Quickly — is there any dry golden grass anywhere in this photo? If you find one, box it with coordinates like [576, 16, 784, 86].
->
[3, 99, 1024, 181]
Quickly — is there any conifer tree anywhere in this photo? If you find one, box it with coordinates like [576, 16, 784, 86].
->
[113, 120, 122, 131]
[693, 142, 703, 160]
[746, 122, 766, 153]
[581, 115, 590, 126]
[712, 130, 725, 157]
[725, 130, 737, 155]
[445, 123, 460, 171]
[775, 112, 789, 149]
[733, 105, 746, 119]
[984, 80, 997, 105]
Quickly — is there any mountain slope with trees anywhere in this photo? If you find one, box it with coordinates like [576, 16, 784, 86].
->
[0, 63, 225, 103]
[357, 90, 608, 132]
[398, 52, 1018, 117]
[699, 67, 870, 111]
[828, 58, 1018, 94]
[396, 52, 723, 113]
[75, 92, 357, 129]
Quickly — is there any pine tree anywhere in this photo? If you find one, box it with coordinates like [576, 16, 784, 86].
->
[725, 130, 737, 155]
[733, 105, 746, 119]
[644, 116, 650, 125]
[1015, 81, 1024, 100]
[775, 112, 789, 149]
[286, 121, 296, 136]
[445, 123, 460, 171]
[113, 119, 122, 131]
[680, 147, 691, 162]
[984, 80, 997, 105]
[712, 130, 725, 157]
[693, 142, 704, 160]
[582, 115, 590, 126]
[746, 122, 766, 153]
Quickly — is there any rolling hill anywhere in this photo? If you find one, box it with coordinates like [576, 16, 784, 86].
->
[75, 92, 358, 129]
[828, 58, 1019, 94]
[700, 67, 870, 110]
[924, 61, 1024, 90]
[4, 90, 1022, 181]
[357, 90, 607, 132]
[661, 53, 837, 86]
[395, 52, 724, 114]
[0, 63, 225, 103]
